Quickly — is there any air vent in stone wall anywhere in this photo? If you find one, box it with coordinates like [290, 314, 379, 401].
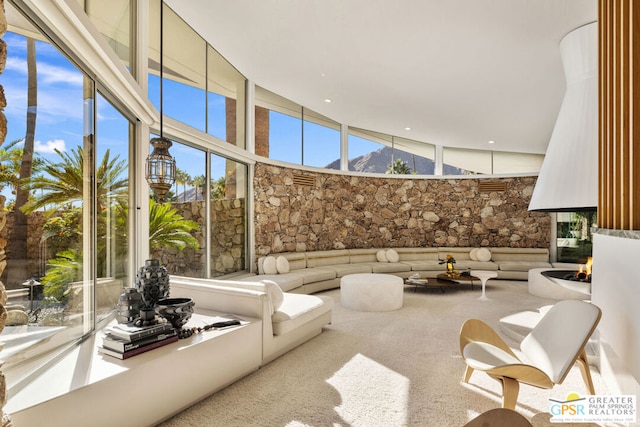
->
[478, 181, 507, 193]
[292, 174, 315, 186]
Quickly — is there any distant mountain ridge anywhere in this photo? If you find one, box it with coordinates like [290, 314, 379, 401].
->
[325, 146, 462, 174]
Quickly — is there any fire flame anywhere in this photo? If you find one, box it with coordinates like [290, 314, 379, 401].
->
[577, 257, 593, 279]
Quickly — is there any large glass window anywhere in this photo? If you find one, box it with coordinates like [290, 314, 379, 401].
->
[255, 86, 302, 163]
[210, 154, 247, 277]
[302, 109, 340, 168]
[149, 138, 205, 278]
[83, 0, 132, 74]
[207, 45, 247, 148]
[149, 1, 207, 132]
[0, 28, 93, 395]
[348, 128, 435, 174]
[254, 86, 340, 168]
[96, 92, 131, 321]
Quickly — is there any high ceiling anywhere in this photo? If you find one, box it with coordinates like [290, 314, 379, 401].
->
[166, 0, 597, 154]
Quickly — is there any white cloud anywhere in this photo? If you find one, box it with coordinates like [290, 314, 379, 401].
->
[4, 57, 83, 86]
[35, 139, 66, 153]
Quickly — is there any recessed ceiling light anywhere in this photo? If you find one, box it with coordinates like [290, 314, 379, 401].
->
[324, 98, 332, 103]
[488, 140, 495, 144]
[405, 127, 412, 131]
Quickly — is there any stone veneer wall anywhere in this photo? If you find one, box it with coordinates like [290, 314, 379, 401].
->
[254, 163, 550, 256]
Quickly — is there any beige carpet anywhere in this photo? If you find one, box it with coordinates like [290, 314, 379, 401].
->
[158, 280, 611, 427]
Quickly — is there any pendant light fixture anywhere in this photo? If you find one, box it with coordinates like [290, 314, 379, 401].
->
[146, 1, 176, 203]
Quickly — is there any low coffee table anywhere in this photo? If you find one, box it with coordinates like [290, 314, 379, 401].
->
[405, 277, 456, 293]
[436, 273, 480, 290]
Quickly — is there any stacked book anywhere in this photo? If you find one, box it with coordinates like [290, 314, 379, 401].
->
[99, 322, 178, 360]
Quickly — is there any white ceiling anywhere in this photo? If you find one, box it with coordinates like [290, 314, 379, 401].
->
[166, 0, 597, 155]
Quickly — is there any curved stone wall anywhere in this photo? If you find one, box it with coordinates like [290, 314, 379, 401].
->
[254, 163, 550, 256]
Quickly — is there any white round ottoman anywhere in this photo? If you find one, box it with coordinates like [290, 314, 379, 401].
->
[340, 273, 404, 312]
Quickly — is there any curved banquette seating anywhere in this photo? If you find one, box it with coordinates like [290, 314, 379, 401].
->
[237, 247, 551, 294]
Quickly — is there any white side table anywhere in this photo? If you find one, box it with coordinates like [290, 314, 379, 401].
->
[470, 270, 498, 301]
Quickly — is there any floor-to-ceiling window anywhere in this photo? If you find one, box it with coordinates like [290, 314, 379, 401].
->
[0, 19, 133, 397]
[210, 154, 247, 277]
[149, 138, 205, 278]
[96, 92, 131, 320]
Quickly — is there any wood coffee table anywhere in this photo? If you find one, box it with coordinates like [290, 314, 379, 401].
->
[435, 273, 480, 290]
[405, 277, 457, 293]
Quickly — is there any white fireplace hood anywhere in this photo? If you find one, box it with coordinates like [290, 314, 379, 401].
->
[529, 22, 598, 212]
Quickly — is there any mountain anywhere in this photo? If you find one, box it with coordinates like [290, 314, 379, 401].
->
[325, 146, 462, 174]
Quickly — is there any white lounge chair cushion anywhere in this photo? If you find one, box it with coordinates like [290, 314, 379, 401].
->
[521, 300, 601, 383]
[463, 341, 521, 371]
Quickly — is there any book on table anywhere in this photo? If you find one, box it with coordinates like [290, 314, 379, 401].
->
[98, 333, 179, 360]
[102, 328, 178, 353]
[106, 321, 173, 342]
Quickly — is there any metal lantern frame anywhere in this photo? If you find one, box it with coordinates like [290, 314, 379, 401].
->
[146, 136, 176, 202]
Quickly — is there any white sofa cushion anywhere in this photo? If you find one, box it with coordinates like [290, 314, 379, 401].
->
[276, 256, 290, 274]
[293, 267, 337, 284]
[272, 294, 332, 336]
[470, 248, 479, 261]
[386, 249, 399, 262]
[263, 256, 278, 274]
[476, 248, 492, 262]
[258, 279, 285, 311]
[376, 249, 388, 262]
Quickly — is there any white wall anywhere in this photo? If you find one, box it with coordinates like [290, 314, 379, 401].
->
[592, 232, 640, 404]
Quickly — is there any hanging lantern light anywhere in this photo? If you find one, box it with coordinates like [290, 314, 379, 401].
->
[146, 136, 175, 202]
[146, 1, 175, 203]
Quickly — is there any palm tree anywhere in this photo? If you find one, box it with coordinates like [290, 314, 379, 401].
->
[42, 199, 199, 301]
[20, 147, 128, 214]
[192, 174, 205, 200]
[175, 168, 190, 202]
[148, 199, 199, 251]
[0, 139, 43, 196]
[7, 37, 38, 287]
[211, 176, 226, 200]
[386, 159, 413, 175]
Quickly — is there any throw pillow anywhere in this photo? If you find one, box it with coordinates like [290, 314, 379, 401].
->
[259, 279, 285, 312]
[376, 249, 388, 262]
[276, 256, 290, 274]
[476, 248, 492, 262]
[386, 249, 399, 263]
[469, 248, 479, 261]
[263, 256, 278, 274]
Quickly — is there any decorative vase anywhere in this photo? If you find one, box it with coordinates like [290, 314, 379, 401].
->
[115, 288, 143, 324]
[447, 261, 454, 273]
[135, 259, 170, 309]
[155, 297, 195, 330]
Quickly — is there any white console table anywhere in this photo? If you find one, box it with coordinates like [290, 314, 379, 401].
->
[8, 311, 262, 427]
